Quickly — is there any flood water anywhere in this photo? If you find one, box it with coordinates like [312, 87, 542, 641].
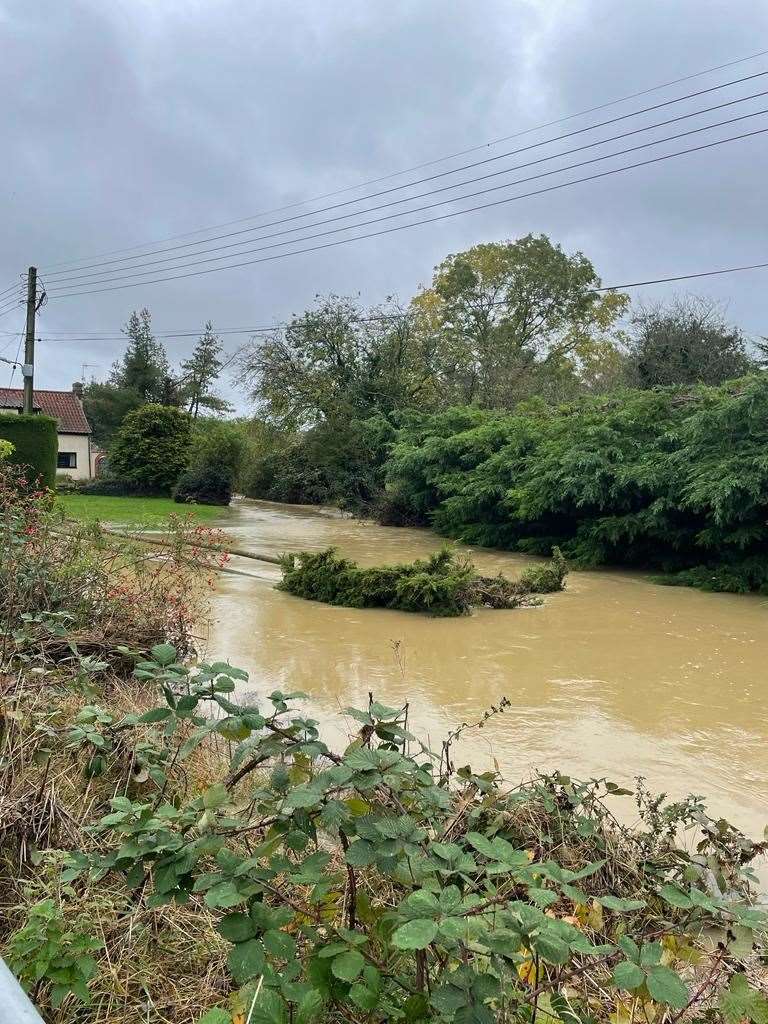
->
[204, 499, 768, 845]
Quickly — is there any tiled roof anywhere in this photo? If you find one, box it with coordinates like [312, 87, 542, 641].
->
[0, 388, 91, 434]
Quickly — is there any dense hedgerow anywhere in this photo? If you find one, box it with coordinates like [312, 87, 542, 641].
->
[278, 546, 567, 616]
[382, 375, 768, 592]
[0, 413, 58, 489]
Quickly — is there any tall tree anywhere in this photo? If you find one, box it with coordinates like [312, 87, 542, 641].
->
[82, 382, 142, 447]
[110, 309, 170, 403]
[411, 234, 628, 408]
[181, 322, 231, 419]
[238, 295, 437, 428]
[626, 297, 756, 388]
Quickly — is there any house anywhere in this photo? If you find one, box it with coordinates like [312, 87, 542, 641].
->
[0, 383, 97, 480]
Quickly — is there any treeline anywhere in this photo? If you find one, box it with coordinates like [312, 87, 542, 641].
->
[78, 233, 768, 589]
[236, 235, 767, 592]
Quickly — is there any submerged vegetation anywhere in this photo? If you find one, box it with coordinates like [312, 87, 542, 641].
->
[1, 464, 767, 1023]
[278, 547, 568, 616]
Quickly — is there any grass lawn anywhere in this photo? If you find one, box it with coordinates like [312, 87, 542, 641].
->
[57, 493, 229, 526]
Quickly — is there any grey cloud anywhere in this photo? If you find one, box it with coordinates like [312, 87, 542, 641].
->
[0, 0, 765, 404]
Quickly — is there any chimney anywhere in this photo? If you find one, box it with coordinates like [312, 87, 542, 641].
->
[72, 382, 84, 399]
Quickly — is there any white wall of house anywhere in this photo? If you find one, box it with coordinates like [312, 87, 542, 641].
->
[56, 433, 91, 480]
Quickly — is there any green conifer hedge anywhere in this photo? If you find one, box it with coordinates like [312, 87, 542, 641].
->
[0, 414, 58, 488]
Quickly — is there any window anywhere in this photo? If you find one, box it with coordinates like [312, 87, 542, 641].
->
[57, 452, 77, 469]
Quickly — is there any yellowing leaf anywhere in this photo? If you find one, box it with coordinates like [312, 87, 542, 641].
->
[344, 797, 371, 816]
[517, 950, 541, 986]
[575, 900, 604, 931]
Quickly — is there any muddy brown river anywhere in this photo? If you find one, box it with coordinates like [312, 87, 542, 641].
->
[203, 499, 767, 846]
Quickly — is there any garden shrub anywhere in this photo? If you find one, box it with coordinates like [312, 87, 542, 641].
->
[174, 420, 246, 505]
[174, 463, 233, 506]
[108, 403, 191, 495]
[77, 477, 155, 496]
[0, 412, 58, 488]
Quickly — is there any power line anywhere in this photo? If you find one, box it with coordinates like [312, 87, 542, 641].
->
[0, 280, 22, 302]
[5, 334, 23, 388]
[43, 95, 768, 289]
[27, 260, 768, 343]
[38, 46, 768, 272]
[42, 69, 768, 280]
[43, 84, 768, 286]
[0, 300, 23, 320]
[47, 121, 768, 298]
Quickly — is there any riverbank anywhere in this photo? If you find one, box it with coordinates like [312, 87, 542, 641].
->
[242, 375, 768, 594]
[2, 469, 766, 1023]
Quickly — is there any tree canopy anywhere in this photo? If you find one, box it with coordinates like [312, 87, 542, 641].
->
[110, 309, 171, 403]
[181, 321, 231, 419]
[410, 234, 628, 407]
[626, 297, 756, 387]
[239, 295, 438, 428]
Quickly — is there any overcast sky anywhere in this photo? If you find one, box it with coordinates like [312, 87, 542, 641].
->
[1, 0, 766, 407]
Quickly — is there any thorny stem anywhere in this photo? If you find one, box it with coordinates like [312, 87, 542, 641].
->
[668, 949, 726, 1024]
[339, 831, 357, 931]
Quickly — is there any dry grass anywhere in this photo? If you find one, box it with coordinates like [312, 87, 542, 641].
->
[0, 664, 235, 1024]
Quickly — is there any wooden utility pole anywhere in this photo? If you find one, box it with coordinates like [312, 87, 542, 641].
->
[22, 266, 37, 415]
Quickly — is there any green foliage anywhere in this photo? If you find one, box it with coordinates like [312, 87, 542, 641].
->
[627, 297, 756, 388]
[61, 644, 767, 1024]
[278, 545, 567, 615]
[110, 308, 171, 403]
[181, 321, 231, 419]
[82, 381, 143, 446]
[189, 420, 246, 480]
[0, 413, 58, 488]
[383, 375, 768, 592]
[239, 294, 438, 429]
[720, 972, 768, 1024]
[242, 414, 396, 513]
[174, 420, 246, 506]
[175, 463, 233, 506]
[6, 898, 102, 1008]
[411, 234, 628, 408]
[109, 403, 192, 494]
[0, 437, 14, 460]
[517, 547, 568, 593]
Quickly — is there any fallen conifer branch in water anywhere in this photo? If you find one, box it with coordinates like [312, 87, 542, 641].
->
[277, 546, 568, 615]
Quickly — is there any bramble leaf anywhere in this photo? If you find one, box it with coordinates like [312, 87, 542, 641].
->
[392, 918, 438, 950]
[331, 950, 365, 982]
[613, 961, 645, 991]
[646, 966, 688, 1009]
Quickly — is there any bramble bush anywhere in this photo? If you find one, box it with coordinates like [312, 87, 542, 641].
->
[52, 643, 768, 1024]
